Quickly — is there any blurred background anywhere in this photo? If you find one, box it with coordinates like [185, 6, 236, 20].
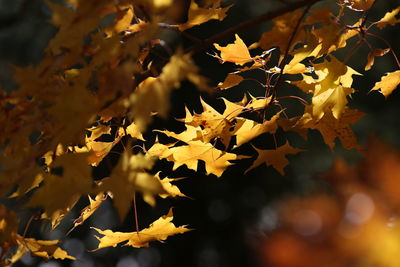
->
[1, 0, 399, 266]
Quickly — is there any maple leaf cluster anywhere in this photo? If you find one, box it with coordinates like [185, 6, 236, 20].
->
[0, 0, 399, 265]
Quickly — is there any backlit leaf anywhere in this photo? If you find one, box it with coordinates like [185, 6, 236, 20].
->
[214, 34, 253, 65]
[92, 209, 190, 249]
[370, 70, 400, 98]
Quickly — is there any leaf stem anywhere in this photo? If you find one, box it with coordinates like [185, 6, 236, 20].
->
[133, 192, 139, 234]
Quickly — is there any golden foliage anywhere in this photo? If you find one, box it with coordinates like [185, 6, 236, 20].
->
[0, 0, 399, 264]
[92, 209, 190, 249]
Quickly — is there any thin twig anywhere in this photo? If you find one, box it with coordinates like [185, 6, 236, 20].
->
[271, 4, 313, 100]
[133, 192, 139, 234]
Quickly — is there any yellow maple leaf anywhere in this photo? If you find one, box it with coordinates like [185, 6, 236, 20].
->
[146, 137, 176, 159]
[149, 140, 242, 177]
[171, 141, 245, 177]
[245, 95, 271, 111]
[177, 0, 232, 31]
[311, 21, 359, 57]
[214, 34, 253, 65]
[26, 153, 93, 228]
[246, 141, 304, 175]
[128, 51, 209, 130]
[155, 173, 187, 199]
[298, 106, 364, 150]
[83, 124, 126, 166]
[365, 48, 390, 71]
[68, 193, 107, 234]
[256, 9, 304, 60]
[181, 97, 243, 147]
[233, 112, 281, 147]
[310, 56, 360, 119]
[86, 124, 112, 143]
[375, 7, 400, 29]
[91, 208, 190, 249]
[370, 70, 400, 98]
[119, 121, 145, 140]
[97, 151, 165, 220]
[156, 124, 203, 144]
[15, 235, 75, 261]
[218, 73, 244, 90]
[104, 7, 134, 37]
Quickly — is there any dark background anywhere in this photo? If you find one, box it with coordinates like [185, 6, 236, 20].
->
[1, 0, 399, 266]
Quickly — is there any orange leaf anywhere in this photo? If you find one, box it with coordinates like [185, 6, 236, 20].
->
[177, 0, 232, 31]
[370, 70, 400, 98]
[218, 73, 244, 90]
[365, 48, 390, 71]
[375, 7, 400, 29]
[91, 208, 190, 249]
[214, 34, 252, 65]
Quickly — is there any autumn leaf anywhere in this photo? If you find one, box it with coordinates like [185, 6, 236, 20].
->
[155, 125, 203, 144]
[15, 235, 75, 261]
[178, 0, 232, 31]
[309, 56, 360, 119]
[375, 7, 400, 29]
[214, 34, 253, 65]
[148, 140, 244, 177]
[146, 137, 176, 159]
[104, 7, 134, 37]
[26, 153, 93, 228]
[155, 173, 187, 199]
[68, 193, 108, 234]
[311, 20, 359, 57]
[128, 51, 210, 130]
[256, 9, 304, 58]
[0, 205, 18, 253]
[119, 121, 145, 140]
[246, 141, 304, 175]
[86, 124, 112, 143]
[174, 97, 244, 147]
[233, 111, 281, 147]
[298, 106, 364, 150]
[91, 208, 190, 249]
[370, 70, 400, 98]
[191, 98, 235, 146]
[97, 151, 165, 221]
[245, 95, 271, 110]
[218, 73, 244, 90]
[365, 48, 390, 71]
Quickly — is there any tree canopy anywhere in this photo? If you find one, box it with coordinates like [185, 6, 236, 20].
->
[0, 0, 399, 266]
